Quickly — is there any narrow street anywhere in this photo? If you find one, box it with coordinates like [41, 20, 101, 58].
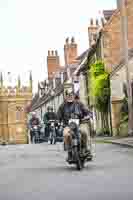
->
[0, 143, 133, 200]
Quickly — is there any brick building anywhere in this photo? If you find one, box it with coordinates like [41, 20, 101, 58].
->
[102, 0, 133, 135]
[103, 0, 133, 72]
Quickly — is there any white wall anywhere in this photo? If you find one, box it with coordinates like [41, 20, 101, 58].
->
[33, 91, 64, 121]
[111, 58, 133, 101]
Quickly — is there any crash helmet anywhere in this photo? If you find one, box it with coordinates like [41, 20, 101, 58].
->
[47, 106, 53, 112]
[31, 111, 36, 118]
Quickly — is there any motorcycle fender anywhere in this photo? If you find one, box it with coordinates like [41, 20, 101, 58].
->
[73, 139, 78, 146]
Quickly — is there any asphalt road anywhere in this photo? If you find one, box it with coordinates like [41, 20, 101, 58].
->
[0, 142, 133, 200]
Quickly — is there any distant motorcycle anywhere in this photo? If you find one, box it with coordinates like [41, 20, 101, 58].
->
[57, 121, 64, 141]
[48, 120, 57, 144]
[66, 114, 93, 170]
[30, 125, 41, 144]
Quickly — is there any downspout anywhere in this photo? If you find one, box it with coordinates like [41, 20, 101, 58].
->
[109, 74, 113, 136]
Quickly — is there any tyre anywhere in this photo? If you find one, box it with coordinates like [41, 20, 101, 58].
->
[49, 132, 52, 144]
[54, 138, 56, 144]
[50, 138, 52, 144]
[81, 160, 85, 168]
[74, 147, 82, 171]
[76, 155, 82, 170]
[86, 156, 93, 161]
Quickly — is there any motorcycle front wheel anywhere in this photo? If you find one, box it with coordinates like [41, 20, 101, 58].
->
[74, 147, 83, 171]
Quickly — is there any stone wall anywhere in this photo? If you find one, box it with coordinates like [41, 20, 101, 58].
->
[0, 95, 32, 144]
[111, 58, 133, 101]
[110, 58, 133, 136]
[111, 100, 123, 136]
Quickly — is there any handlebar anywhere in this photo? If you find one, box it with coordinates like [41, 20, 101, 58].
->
[81, 116, 91, 123]
[48, 120, 59, 123]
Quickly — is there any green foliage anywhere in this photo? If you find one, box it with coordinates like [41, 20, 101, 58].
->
[97, 128, 110, 136]
[89, 60, 111, 135]
[90, 60, 110, 113]
[90, 60, 105, 78]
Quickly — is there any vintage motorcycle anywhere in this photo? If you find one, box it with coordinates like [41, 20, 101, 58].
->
[30, 125, 41, 144]
[65, 114, 93, 170]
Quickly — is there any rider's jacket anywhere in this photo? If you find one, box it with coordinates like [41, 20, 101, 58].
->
[57, 101, 91, 125]
[43, 112, 57, 125]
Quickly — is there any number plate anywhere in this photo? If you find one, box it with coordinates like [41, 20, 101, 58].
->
[33, 126, 38, 130]
[73, 139, 78, 146]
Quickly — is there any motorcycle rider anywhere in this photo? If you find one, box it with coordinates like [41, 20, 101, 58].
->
[28, 112, 41, 143]
[43, 106, 57, 138]
[57, 89, 92, 161]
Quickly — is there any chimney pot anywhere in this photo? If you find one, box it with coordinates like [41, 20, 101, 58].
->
[48, 50, 51, 56]
[66, 37, 69, 44]
[90, 18, 93, 26]
[55, 50, 58, 56]
[96, 19, 99, 26]
[71, 37, 75, 43]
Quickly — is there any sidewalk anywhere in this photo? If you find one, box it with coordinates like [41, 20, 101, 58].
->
[95, 136, 133, 148]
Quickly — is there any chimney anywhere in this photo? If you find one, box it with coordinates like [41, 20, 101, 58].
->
[88, 18, 100, 47]
[47, 50, 60, 79]
[117, 0, 121, 10]
[64, 37, 78, 65]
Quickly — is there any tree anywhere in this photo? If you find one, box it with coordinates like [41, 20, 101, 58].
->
[89, 60, 110, 135]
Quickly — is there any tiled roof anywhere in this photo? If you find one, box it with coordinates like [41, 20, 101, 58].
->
[31, 93, 39, 107]
[103, 9, 119, 31]
[31, 84, 64, 111]
[76, 49, 89, 60]
[103, 10, 116, 21]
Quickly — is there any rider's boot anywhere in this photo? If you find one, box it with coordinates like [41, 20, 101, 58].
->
[80, 142, 91, 157]
[66, 151, 73, 162]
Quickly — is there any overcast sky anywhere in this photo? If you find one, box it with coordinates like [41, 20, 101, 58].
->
[0, 0, 116, 91]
